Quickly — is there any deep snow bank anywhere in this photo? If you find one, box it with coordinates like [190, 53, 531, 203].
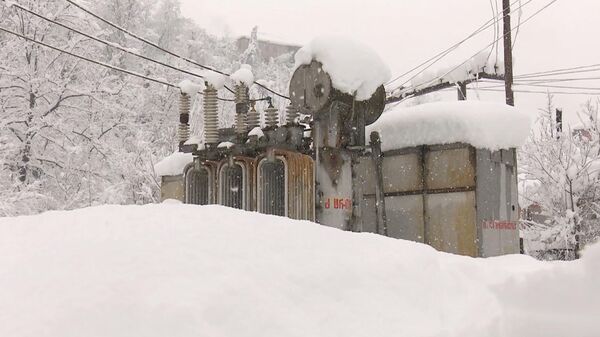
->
[0, 204, 597, 337]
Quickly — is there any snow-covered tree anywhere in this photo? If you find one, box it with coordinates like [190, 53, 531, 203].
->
[0, 0, 295, 216]
[519, 95, 600, 259]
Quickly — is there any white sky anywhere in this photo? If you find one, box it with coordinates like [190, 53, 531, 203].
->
[180, 0, 600, 124]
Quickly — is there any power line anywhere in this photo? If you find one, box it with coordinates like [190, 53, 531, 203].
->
[516, 63, 600, 78]
[385, 0, 531, 89]
[389, 0, 559, 99]
[515, 77, 600, 84]
[7, 1, 209, 82]
[0, 26, 173, 87]
[64, 0, 290, 100]
[516, 65, 600, 79]
[485, 0, 499, 66]
[512, 0, 523, 48]
[474, 88, 600, 95]
[0, 25, 237, 101]
[477, 81, 600, 90]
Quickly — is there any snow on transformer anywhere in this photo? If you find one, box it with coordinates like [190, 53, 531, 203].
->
[156, 37, 532, 258]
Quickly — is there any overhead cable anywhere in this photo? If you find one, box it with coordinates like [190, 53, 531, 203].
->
[0, 25, 236, 101]
[388, 0, 559, 99]
[64, 0, 290, 100]
[385, 0, 531, 88]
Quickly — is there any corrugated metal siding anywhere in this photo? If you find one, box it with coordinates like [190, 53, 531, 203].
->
[258, 159, 287, 216]
[220, 164, 244, 209]
[425, 191, 477, 256]
[185, 167, 210, 205]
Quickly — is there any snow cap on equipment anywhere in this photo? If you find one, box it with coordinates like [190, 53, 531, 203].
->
[294, 35, 391, 101]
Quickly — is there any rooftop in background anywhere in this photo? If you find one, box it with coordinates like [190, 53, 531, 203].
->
[236, 33, 300, 60]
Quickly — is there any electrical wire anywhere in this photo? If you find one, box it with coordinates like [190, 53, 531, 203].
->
[0, 25, 236, 100]
[494, 0, 501, 63]
[515, 77, 600, 84]
[64, 0, 290, 100]
[388, 0, 536, 93]
[389, 0, 559, 99]
[477, 81, 600, 90]
[474, 88, 600, 95]
[516, 64, 600, 79]
[385, 0, 530, 89]
[485, 0, 499, 66]
[7, 1, 208, 82]
[512, 0, 523, 48]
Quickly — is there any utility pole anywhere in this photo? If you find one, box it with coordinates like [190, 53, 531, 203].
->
[503, 0, 515, 106]
[457, 82, 467, 101]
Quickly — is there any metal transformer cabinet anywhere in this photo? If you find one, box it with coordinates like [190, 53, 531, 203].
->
[354, 143, 520, 257]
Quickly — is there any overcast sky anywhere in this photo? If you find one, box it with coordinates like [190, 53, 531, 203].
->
[180, 0, 600, 124]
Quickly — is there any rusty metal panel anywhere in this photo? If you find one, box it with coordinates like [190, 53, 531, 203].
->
[425, 147, 475, 190]
[282, 150, 314, 221]
[425, 191, 478, 257]
[385, 195, 424, 242]
[382, 153, 422, 193]
[161, 175, 184, 202]
[257, 158, 287, 216]
[256, 150, 314, 221]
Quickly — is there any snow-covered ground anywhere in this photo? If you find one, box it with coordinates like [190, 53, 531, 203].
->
[0, 204, 598, 337]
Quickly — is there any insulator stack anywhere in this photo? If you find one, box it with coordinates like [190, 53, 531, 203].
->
[234, 84, 249, 135]
[247, 103, 260, 130]
[203, 84, 219, 145]
[264, 101, 279, 129]
[178, 92, 191, 144]
[285, 104, 299, 125]
[235, 113, 247, 135]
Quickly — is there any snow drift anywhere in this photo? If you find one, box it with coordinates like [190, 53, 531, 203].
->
[368, 101, 533, 151]
[0, 204, 597, 337]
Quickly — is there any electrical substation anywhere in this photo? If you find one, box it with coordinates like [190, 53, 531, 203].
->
[159, 59, 522, 258]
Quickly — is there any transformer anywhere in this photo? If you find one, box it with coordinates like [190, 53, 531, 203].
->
[159, 61, 520, 258]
